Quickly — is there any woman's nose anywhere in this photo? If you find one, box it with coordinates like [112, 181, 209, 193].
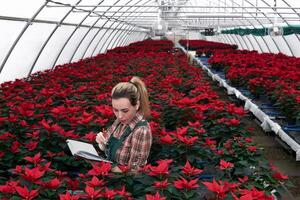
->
[117, 112, 124, 119]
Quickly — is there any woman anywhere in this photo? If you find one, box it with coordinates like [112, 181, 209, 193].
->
[96, 76, 152, 173]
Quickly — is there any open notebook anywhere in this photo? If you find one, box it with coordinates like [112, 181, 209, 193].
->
[66, 139, 112, 163]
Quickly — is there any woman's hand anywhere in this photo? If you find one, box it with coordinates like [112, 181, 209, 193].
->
[111, 166, 122, 173]
[96, 131, 108, 151]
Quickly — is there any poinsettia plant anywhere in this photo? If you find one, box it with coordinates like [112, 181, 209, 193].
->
[0, 40, 291, 199]
[207, 48, 300, 122]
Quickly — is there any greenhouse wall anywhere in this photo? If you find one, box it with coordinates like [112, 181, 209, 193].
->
[208, 34, 300, 57]
[0, 24, 146, 84]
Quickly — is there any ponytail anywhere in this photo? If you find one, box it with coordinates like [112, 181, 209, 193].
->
[130, 76, 150, 117]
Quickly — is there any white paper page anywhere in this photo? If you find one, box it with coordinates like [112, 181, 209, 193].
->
[66, 139, 99, 156]
[66, 139, 112, 163]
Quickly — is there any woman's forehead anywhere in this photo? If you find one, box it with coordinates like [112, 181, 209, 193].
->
[112, 98, 132, 109]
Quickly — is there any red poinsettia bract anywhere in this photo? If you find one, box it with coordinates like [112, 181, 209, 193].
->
[15, 185, 39, 200]
[219, 159, 234, 170]
[173, 177, 199, 190]
[148, 160, 171, 177]
[88, 162, 112, 176]
[182, 160, 203, 176]
[146, 191, 166, 200]
[59, 191, 80, 200]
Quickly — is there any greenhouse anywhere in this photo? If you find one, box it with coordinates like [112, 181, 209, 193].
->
[0, 0, 299, 199]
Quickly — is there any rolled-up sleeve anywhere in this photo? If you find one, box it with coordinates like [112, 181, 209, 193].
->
[128, 126, 152, 169]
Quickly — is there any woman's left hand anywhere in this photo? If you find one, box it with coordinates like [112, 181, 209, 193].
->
[111, 166, 122, 173]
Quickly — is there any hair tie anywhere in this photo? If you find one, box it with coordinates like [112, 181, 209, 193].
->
[129, 81, 137, 88]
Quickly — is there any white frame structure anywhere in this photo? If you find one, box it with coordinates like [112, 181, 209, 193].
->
[0, 0, 300, 83]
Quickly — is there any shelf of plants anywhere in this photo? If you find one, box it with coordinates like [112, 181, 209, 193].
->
[178, 39, 300, 161]
[0, 40, 291, 199]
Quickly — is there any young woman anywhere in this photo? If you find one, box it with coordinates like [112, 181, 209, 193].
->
[96, 76, 152, 173]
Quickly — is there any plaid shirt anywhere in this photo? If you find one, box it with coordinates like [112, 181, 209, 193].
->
[106, 113, 152, 169]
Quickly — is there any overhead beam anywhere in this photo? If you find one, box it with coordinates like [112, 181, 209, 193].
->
[47, 5, 300, 9]
[73, 10, 298, 15]
[0, 15, 148, 32]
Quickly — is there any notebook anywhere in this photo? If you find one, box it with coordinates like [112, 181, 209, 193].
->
[66, 139, 112, 163]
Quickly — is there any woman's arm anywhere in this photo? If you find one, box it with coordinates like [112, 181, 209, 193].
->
[95, 120, 118, 151]
[127, 126, 152, 170]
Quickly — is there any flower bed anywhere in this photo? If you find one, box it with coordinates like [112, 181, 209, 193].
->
[107, 40, 174, 54]
[208, 49, 300, 122]
[0, 40, 290, 199]
[178, 40, 237, 53]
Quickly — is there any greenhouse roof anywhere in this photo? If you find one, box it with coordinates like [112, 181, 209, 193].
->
[0, 0, 300, 83]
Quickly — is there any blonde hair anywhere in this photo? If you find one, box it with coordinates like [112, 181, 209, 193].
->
[111, 76, 150, 117]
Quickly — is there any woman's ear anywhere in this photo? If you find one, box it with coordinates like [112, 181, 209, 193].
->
[135, 100, 140, 111]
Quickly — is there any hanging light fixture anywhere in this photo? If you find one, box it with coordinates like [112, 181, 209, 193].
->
[268, 0, 283, 36]
[152, 0, 168, 37]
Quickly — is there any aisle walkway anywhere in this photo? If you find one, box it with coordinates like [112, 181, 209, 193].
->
[253, 129, 300, 200]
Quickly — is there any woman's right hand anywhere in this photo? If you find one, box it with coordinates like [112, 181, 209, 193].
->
[96, 131, 108, 151]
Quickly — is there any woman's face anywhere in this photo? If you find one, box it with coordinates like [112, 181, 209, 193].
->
[112, 98, 139, 125]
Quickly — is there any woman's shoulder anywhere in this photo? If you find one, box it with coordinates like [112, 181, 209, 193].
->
[133, 120, 151, 134]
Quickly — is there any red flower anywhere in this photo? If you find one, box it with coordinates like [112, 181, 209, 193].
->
[66, 178, 80, 190]
[182, 160, 203, 176]
[11, 141, 21, 153]
[26, 131, 40, 140]
[94, 105, 114, 118]
[83, 185, 102, 199]
[202, 179, 230, 199]
[85, 176, 106, 188]
[0, 132, 15, 140]
[42, 178, 61, 189]
[219, 159, 234, 170]
[12, 165, 23, 174]
[148, 160, 170, 177]
[239, 187, 274, 200]
[59, 191, 80, 200]
[0, 151, 4, 158]
[51, 105, 66, 116]
[153, 179, 169, 189]
[176, 126, 189, 135]
[205, 138, 216, 147]
[245, 137, 253, 143]
[21, 167, 45, 183]
[188, 121, 203, 128]
[24, 152, 43, 166]
[15, 186, 39, 200]
[77, 111, 94, 125]
[177, 135, 198, 146]
[173, 177, 199, 190]
[115, 185, 132, 199]
[24, 141, 39, 151]
[20, 120, 29, 127]
[247, 146, 257, 152]
[40, 119, 63, 132]
[38, 161, 52, 172]
[146, 191, 166, 200]
[226, 118, 240, 126]
[160, 134, 174, 144]
[84, 131, 97, 142]
[227, 104, 245, 116]
[151, 110, 161, 118]
[93, 117, 108, 126]
[238, 176, 248, 183]
[273, 172, 288, 180]
[102, 187, 117, 199]
[0, 180, 19, 194]
[88, 162, 112, 177]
